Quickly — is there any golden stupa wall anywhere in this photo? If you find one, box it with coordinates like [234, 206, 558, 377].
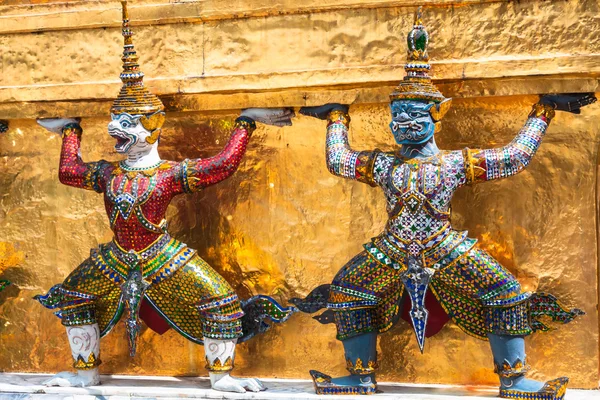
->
[0, 0, 599, 389]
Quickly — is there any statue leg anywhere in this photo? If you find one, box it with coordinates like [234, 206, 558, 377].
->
[331, 332, 378, 386]
[35, 259, 114, 388]
[488, 334, 543, 391]
[148, 254, 266, 393]
[310, 251, 400, 395]
[204, 337, 265, 393]
[310, 311, 379, 395]
[44, 323, 101, 387]
[487, 311, 569, 399]
[432, 247, 570, 400]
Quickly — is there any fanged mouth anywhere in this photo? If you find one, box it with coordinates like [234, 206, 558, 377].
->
[392, 120, 422, 133]
[109, 129, 133, 152]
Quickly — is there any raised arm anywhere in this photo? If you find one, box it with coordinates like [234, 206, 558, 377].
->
[38, 118, 109, 192]
[181, 117, 255, 193]
[462, 94, 596, 185]
[180, 108, 294, 193]
[301, 104, 378, 186]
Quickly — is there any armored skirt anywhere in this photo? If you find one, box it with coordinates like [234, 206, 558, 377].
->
[328, 229, 579, 341]
[36, 234, 244, 343]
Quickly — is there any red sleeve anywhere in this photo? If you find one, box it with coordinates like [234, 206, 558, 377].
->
[179, 118, 255, 193]
[58, 123, 109, 192]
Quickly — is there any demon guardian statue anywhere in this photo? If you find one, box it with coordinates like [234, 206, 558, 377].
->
[35, 1, 295, 393]
[295, 10, 594, 400]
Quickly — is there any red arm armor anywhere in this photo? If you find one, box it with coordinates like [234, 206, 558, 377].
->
[180, 117, 256, 193]
[58, 123, 109, 192]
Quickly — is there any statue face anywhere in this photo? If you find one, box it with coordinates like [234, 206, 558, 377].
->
[108, 113, 153, 154]
[389, 100, 436, 145]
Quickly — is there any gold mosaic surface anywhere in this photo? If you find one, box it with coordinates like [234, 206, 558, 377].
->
[1, 0, 599, 117]
[0, 97, 598, 388]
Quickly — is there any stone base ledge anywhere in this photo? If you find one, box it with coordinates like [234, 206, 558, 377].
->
[0, 373, 597, 399]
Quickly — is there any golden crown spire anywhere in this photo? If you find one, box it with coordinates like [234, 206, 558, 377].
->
[390, 7, 446, 103]
[111, 1, 165, 116]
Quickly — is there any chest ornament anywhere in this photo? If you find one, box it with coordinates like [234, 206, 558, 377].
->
[106, 162, 166, 233]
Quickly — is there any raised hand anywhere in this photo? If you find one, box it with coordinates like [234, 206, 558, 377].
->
[299, 104, 349, 120]
[37, 118, 80, 134]
[540, 93, 597, 114]
[240, 108, 295, 127]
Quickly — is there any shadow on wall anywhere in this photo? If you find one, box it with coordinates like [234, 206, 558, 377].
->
[0, 242, 24, 303]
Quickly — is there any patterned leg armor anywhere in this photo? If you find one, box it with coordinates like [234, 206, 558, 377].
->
[310, 332, 378, 395]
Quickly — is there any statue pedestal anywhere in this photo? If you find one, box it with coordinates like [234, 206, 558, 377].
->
[0, 373, 597, 399]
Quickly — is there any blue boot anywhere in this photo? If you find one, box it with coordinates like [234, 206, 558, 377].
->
[488, 334, 569, 400]
[310, 332, 377, 395]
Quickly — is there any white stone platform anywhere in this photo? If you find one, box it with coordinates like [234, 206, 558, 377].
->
[0, 373, 598, 400]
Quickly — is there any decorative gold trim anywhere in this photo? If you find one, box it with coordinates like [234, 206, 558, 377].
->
[355, 150, 379, 187]
[494, 358, 530, 378]
[205, 356, 234, 372]
[346, 357, 378, 375]
[311, 370, 377, 395]
[111, 1, 165, 116]
[73, 352, 101, 370]
[235, 118, 257, 135]
[112, 161, 172, 179]
[327, 110, 351, 127]
[429, 98, 452, 121]
[529, 102, 556, 123]
[61, 124, 82, 139]
[462, 148, 486, 185]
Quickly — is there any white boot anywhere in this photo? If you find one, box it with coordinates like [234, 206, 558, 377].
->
[44, 324, 101, 387]
[204, 337, 266, 393]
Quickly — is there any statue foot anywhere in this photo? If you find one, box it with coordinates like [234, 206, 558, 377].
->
[310, 370, 376, 395]
[210, 373, 266, 393]
[43, 370, 100, 387]
[500, 377, 568, 400]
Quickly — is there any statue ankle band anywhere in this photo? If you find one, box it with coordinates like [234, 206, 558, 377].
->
[73, 352, 102, 370]
[346, 357, 378, 375]
[205, 355, 234, 373]
[494, 358, 530, 378]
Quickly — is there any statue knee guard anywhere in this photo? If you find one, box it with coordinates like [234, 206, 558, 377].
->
[483, 292, 533, 336]
[198, 293, 244, 341]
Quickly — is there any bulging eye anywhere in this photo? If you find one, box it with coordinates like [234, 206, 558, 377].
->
[409, 112, 421, 118]
[121, 121, 130, 128]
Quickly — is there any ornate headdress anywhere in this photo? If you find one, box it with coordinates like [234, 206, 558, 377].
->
[390, 8, 451, 121]
[111, 1, 165, 142]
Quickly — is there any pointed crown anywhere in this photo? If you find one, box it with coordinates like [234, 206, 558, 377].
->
[390, 8, 446, 103]
[111, 1, 165, 117]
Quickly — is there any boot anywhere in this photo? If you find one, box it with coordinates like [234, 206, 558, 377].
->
[488, 334, 568, 400]
[310, 332, 377, 395]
